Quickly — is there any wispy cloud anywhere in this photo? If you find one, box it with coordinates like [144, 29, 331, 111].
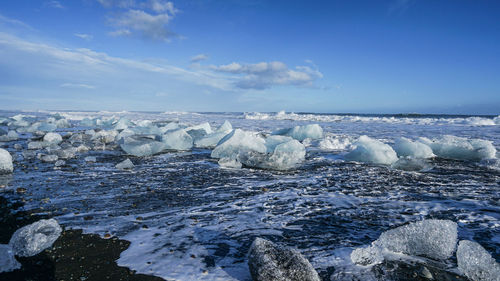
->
[212, 61, 323, 90]
[190, 54, 209, 63]
[60, 83, 95, 89]
[99, 0, 179, 41]
[0, 31, 232, 91]
[45, 1, 65, 9]
[74, 33, 93, 41]
[0, 14, 33, 30]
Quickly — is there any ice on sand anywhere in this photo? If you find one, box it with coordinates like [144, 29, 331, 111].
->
[345, 135, 398, 165]
[120, 136, 166, 157]
[351, 220, 457, 265]
[9, 219, 62, 257]
[116, 158, 135, 170]
[0, 244, 21, 273]
[394, 137, 434, 159]
[457, 240, 500, 281]
[0, 148, 13, 174]
[273, 124, 323, 141]
[248, 238, 321, 281]
[420, 135, 497, 161]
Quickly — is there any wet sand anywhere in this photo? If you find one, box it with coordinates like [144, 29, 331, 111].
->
[0, 195, 164, 281]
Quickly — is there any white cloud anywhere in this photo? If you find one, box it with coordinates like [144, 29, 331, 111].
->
[98, 0, 178, 41]
[190, 54, 209, 63]
[212, 61, 323, 90]
[109, 8, 176, 41]
[60, 83, 95, 89]
[74, 33, 93, 41]
[46, 1, 64, 9]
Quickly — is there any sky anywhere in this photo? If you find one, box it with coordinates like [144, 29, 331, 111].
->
[0, 0, 499, 114]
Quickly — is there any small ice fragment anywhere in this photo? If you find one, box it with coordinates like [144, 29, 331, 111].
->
[84, 156, 97, 162]
[345, 135, 398, 165]
[0, 244, 21, 273]
[54, 160, 66, 167]
[218, 157, 242, 169]
[9, 219, 62, 257]
[457, 240, 500, 281]
[92, 130, 118, 144]
[27, 141, 44, 150]
[43, 132, 63, 145]
[116, 158, 134, 170]
[394, 137, 434, 159]
[248, 237, 321, 281]
[76, 145, 90, 153]
[0, 148, 13, 174]
[14, 144, 22, 150]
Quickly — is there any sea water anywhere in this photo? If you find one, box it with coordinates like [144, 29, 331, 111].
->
[0, 110, 498, 280]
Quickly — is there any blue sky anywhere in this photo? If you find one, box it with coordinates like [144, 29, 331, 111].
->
[0, 0, 499, 114]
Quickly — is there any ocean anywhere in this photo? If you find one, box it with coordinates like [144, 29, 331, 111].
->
[0, 110, 499, 280]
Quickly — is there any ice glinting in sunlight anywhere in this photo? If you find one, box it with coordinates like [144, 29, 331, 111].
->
[456, 240, 500, 281]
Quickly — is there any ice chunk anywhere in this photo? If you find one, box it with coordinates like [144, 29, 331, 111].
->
[194, 121, 232, 148]
[319, 135, 353, 150]
[113, 117, 133, 130]
[120, 136, 166, 157]
[80, 117, 96, 127]
[457, 240, 500, 281]
[273, 124, 323, 141]
[248, 238, 321, 281]
[162, 129, 193, 150]
[54, 147, 77, 159]
[9, 219, 62, 257]
[0, 131, 19, 142]
[116, 158, 134, 170]
[218, 157, 242, 169]
[27, 141, 44, 150]
[0, 244, 21, 273]
[420, 135, 497, 161]
[351, 220, 457, 266]
[194, 131, 231, 148]
[186, 122, 212, 140]
[243, 137, 306, 170]
[345, 136, 398, 165]
[0, 148, 13, 174]
[394, 137, 434, 159]
[211, 129, 267, 159]
[76, 145, 89, 153]
[55, 118, 70, 128]
[159, 122, 180, 133]
[43, 132, 63, 145]
[40, 154, 59, 162]
[216, 120, 232, 133]
[92, 130, 118, 144]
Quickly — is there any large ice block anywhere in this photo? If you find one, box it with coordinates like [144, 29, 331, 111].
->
[9, 219, 62, 257]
